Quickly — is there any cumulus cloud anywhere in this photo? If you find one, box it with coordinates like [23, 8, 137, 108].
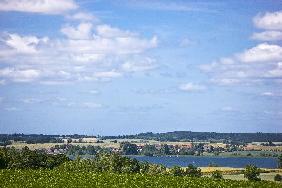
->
[253, 11, 282, 30]
[179, 83, 206, 92]
[0, 21, 158, 84]
[202, 11, 282, 86]
[238, 43, 282, 63]
[0, 33, 48, 56]
[61, 22, 93, 40]
[251, 31, 282, 41]
[200, 43, 282, 86]
[0, 0, 78, 15]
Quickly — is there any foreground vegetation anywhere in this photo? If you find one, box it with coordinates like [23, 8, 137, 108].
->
[1, 169, 282, 188]
[0, 147, 281, 187]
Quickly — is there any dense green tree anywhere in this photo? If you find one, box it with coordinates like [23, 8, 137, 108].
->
[160, 144, 171, 155]
[244, 165, 261, 181]
[142, 145, 157, 156]
[121, 142, 138, 155]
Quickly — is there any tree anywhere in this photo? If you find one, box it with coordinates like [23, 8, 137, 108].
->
[121, 142, 138, 155]
[278, 154, 282, 168]
[244, 165, 261, 181]
[0, 148, 8, 169]
[142, 145, 157, 156]
[170, 166, 185, 176]
[274, 174, 282, 181]
[160, 144, 170, 155]
[211, 170, 223, 179]
[185, 164, 202, 177]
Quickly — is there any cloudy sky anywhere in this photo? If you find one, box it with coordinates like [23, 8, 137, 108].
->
[0, 0, 281, 135]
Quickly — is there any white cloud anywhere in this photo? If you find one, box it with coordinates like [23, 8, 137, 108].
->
[210, 78, 242, 86]
[0, 21, 158, 84]
[0, 68, 41, 82]
[261, 92, 274, 97]
[96, 25, 136, 38]
[0, 0, 77, 14]
[200, 43, 282, 86]
[61, 22, 93, 40]
[89, 90, 99, 94]
[238, 43, 282, 63]
[179, 83, 206, 92]
[121, 58, 156, 72]
[94, 71, 122, 79]
[254, 11, 282, 30]
[125, 1, 210, 12]
[261, 91, 282, 97]
[2, 33, 48, 55]
[221, 106, 237, 112]
[251, 31, 282, 41]
[66, 12, 97, 21]
[266, 62, 282, 78]
[21, 98, 44, 104]
[4, 107, 20, 111]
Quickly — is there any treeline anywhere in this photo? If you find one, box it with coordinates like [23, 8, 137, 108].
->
[103, 131, 282, 143]
[0, 147, 69, 169]
[0, 134, 96, 145]
[0, 146, 202, 177]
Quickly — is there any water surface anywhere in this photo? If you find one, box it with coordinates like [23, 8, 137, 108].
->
[130, 156, 278, 168]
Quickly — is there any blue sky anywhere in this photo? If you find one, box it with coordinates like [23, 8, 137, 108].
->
[0, 0, 282, 135]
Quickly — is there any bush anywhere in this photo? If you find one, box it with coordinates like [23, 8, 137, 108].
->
[244, 165, 261, 181]
[211, 170, 223, 179]
[185, 164, 202, 177]
[170, 166, 185, 176]
[274, 174, 282, 181]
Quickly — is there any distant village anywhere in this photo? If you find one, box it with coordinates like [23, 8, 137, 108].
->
[40, 137, 282, 157]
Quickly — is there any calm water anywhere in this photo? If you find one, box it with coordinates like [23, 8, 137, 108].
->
[129, 156, 278, 168]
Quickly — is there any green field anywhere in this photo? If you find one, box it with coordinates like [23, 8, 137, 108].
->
[0, 169, 281, 188]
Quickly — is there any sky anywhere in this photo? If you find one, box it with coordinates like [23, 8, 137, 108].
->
[0, 0, 282, 135]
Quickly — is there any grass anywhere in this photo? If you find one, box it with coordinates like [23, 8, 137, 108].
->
[201, 167, 282, 182]
[0, 169, 282, 188]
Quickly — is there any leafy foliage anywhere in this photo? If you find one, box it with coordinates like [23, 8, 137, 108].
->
[0, 147, 69, 169]
[274, 174, 282, 181]
[185, 164, 202, 177]
[244, 165, 261, 181]
[1, 169, 281, 188]
[211, 170, 223, 179]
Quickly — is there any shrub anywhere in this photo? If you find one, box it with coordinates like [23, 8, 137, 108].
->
[185, 164, 202, 177]
[170, 166, 185, 176]
[274, 174, 282, 181]
[244, 165, 261, 181]
[211, 170, 223, 179]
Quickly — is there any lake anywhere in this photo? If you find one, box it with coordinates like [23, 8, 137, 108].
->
[129, 156, 279, 168]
